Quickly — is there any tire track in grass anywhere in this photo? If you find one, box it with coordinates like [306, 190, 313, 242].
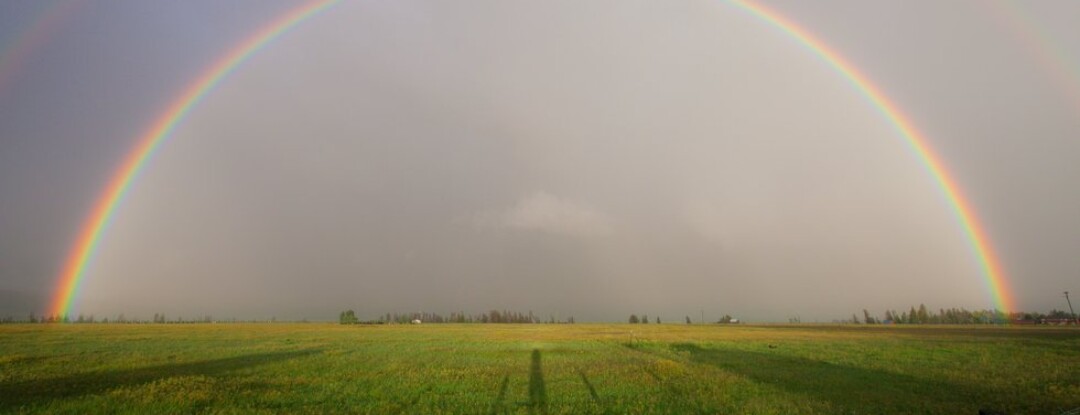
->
[621, 342, 708, 413]
[578, 369, 611, 415]
[400, 383, 432, 412]
[487, 375, 510, 415]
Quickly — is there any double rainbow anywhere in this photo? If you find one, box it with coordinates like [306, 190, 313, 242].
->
[50, 0, 1014, 317]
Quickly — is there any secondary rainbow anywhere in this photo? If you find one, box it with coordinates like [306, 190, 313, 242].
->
[49, 0, 341, 318]
[52, 0, 1015, 317]
[985, 0, 1080, 116]
[0, 1, 83, 98]
[729, 0, 1014, 312]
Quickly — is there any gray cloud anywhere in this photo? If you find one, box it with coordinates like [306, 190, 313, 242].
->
[475, 191, 613, 237]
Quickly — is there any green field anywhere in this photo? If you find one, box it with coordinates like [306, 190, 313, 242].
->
[1, 324, 1078, 414]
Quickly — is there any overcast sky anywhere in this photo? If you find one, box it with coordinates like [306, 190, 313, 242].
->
[1, 0, 1078, 322]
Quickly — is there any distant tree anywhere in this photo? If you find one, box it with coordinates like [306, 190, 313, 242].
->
[908, 306, 917, 324]
[917, 304, 929, 324]
[641, 314, 648, 324]
[718, 315, 733, 324]
[629, 314, 639, 324]
[1048, 309, 1072, 319]
[655, 316, 660, 324]
[863, 309, 874, 324]
[567, 316, 575, 324]
[339, 309, 359, 324]
[851, 313, 860, 324]
[685, 316, 692, 325]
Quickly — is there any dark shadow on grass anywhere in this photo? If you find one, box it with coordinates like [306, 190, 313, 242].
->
[760, 325, 1080, 340]
[1, 355, 48, 366]
[528, 349, 548, 415]
[668, 343, 1004, 414]
[0, 348, 320, 409]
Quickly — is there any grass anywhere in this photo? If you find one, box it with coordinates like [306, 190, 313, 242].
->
[1, 323, 1078, 414]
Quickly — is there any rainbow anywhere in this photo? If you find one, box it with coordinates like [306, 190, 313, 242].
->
[49, 0, 341, 318]
[0, 1, 83, 98]
[51, 0, 1015, 317]
[729, 0, 1014, 312]
[985, 0, 1080, 116]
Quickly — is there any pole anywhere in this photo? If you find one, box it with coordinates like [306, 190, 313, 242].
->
[1065, 291, 1077, 325]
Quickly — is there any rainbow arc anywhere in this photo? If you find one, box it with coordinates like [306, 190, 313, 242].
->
[50, 0, 1014, 317]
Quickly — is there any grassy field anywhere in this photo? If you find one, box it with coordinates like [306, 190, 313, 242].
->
[1, 323, 1078, 414]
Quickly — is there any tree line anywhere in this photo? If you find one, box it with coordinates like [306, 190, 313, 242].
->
[339, 309, 576, 325]
[3, 304, 1074, 325]
[628, 314, 736, 324]
[842, 305, 1078, 325]
[0, 312, 303, 324]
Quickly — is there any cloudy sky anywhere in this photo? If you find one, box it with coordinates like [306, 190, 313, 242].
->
[1, 0, 1078, 322]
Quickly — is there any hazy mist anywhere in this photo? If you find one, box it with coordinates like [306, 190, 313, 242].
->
[2, 0, 1078, 321]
